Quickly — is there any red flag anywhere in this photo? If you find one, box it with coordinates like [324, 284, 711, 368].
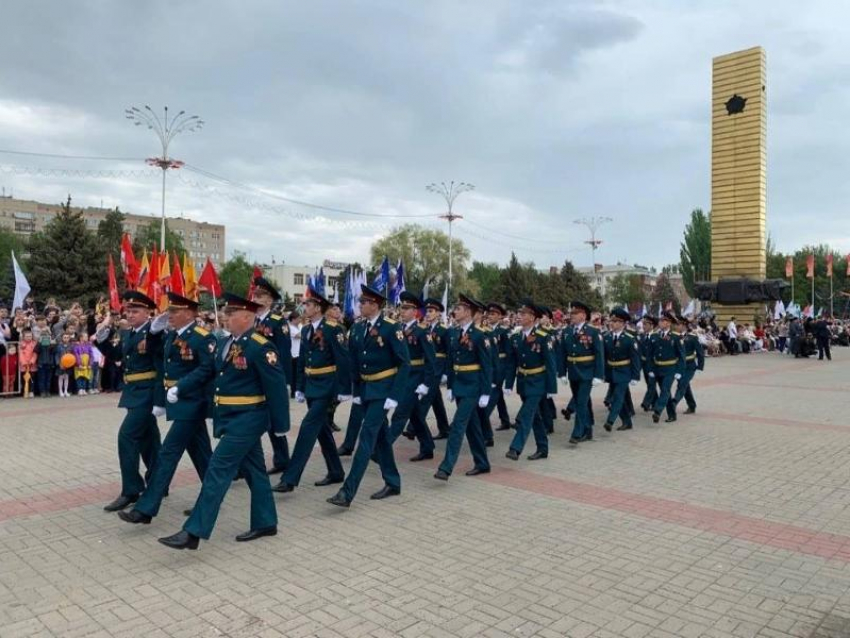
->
[149, 245, 162, 304]
[170, 252, 185, 296]
[806, 254, 815, 279]
[198, 257, 222, 297]
[246, 265, 263, 297]
[107, 254, 121, 311]
[120, 234, 139, 289]
[785, 257, 793, 278]
[826, 254, 834, 277]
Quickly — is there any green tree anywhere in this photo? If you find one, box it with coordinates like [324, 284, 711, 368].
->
[27, 195, 105, 306]
[651, 273, 681, 313]
[369, 224, 470, 294]
[0, 227, 26, 302]
[468, 261, 501, 302]
[679, 208, 711, 296]
[219, 251, 254, 297]
[495, 253, 537, 308]
[132, 219, 185, 256]
[558, 260, 602, 310]
[97, 207, 126, 265]
[605, 273, 647, 309]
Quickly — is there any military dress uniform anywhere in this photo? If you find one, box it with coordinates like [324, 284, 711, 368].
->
[338, 320, 365, 456]
[276, 297, 350, 492]
[648, 312, 686, 423]
[638, 317, 659, 411]
[126, 294, 216, 521]
[171, 294, 290, 547]
[97, 291, 163, 511]
[255, 306, 292, 473]
[669, 319, 704, 417]
[562, 302, 605, 444]
[485, 305, 513, 430]
[602, 309, 642, 432]
[328, 285, 410, 507]
[435, 295, 492, 479]
[475, 318, 497, 446]
[503, 301, 557, 459]
[425, 307, 451, 438]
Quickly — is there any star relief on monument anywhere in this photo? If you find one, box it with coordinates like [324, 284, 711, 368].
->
[725, 94, 747, 115]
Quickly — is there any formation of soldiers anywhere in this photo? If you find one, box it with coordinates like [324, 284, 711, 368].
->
[99, 278, 705, 551]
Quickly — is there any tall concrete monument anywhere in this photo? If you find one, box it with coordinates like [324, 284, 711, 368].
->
[710, 47, 766, 322]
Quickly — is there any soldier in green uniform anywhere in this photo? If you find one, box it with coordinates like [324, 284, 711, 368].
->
[97, 291, 163, 512]
[639, 315, 659, 412]
[485, 302, 513, 432]
[434, 294, 492, 481]
[602, 308, 641, 432]
[668, 315, 704, 418]
[273, 287, 349, 494]
[562, 301, 605, 445]
[537, 306, 558, 434]
[423, 298, 451, 439]
[327, 285, 409, 508]
[118, 292, 215, 524]
[337, 317, 364, 457]
[388, 291, 438, 461]
[648, 311, 686, 424]
[503, 300, 557, 460]
[251, 277, 292, 475]
[472, 299, 496, 447]
[158, 293, 290, 550]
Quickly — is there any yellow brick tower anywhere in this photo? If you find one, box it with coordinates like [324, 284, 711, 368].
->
[710, 47, 766, 323]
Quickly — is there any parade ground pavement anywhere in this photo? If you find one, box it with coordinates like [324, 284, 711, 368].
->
[2, 350, 850, 638]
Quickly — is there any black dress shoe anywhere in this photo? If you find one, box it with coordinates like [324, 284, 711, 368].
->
[103, 495, 138, 512]
[329, 422, 341, 433]
[266, 466, 284, 476]
[337, 447, 353, 457]
[603, 422, 613, 432]
[616, 425, 632, 431]
[370, 485, 401, 500]
[568, 437, 580, 445]
[485, 440, 494, 448]
[433, 432, 448, 440]
[117, 509, 151, 524]
[433, 469, 449, 481]
[495, 423, 511, 431]
[158, 530, 199, 550]
[326, 492, 351, 508]
[684, 407, 696, 414]
[641, 404, 651, 412]
[527, 451, 548, 460]
[409, 452, 434, 462]
[272, 482, 294, 493]
[505, 449, 520, 461]
[315, 476, 344, 487]
[665, 415, 677, 423]
[235, 527, 277, 542]
[563, 409, 573, 421]
[183, 509, 193, 516]
[652, 412, 660, 423]
[465, 467, 490, 476]
[402, 430, 416, 440]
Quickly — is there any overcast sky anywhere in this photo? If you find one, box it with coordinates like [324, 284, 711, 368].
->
[0, 1, 847, 272]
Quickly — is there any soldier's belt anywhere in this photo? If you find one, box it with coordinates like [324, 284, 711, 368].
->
[518, 366, 545, 376]
[654, 359, 678, 366]
[640, 356, 647, 361]
[163, 379, 178, 388]
[685, 354, 697, 361]
[607, 360, 630, 367]
[214, 394, 266, 406]
[124, 371, 157, 383]
[453, 364, 482, 373]
[409, 359, 425, 366]
[361, 367, 398, 382]
[305, 365, 337, 376]
[567, 356, 595, 363]
[498, 353, 507, 359]
[435, 353, 447, 359]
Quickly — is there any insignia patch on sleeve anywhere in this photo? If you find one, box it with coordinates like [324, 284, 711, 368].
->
[265, 351, 278, 365]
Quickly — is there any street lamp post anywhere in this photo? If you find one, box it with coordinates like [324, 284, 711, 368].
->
[125, 105, 204, 250]
[426, 181, 474, 301]
[574, 216, 613, 297]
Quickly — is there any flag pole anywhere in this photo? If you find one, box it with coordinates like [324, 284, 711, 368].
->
[211, 293, 220, 330]
[830, 272, 834, 317]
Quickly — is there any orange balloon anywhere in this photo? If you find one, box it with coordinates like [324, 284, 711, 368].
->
[60, 353, 77, 369]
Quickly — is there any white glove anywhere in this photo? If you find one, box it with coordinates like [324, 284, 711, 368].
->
[337, 394, 352, 403]
[674, 373, 682, 380]
[166, 386, 179, 403]
[383, 398, 398, 411]
[478, 395, 489, 408]
[352, 396, 362, 405]
[295, 391, 305, 403]
[503, 388, 513, 397]
[273, 431, 287, 437]
[150, 312, 169, 334]
[629, 380, 638, 386]
[205, 418, 213, 428]
[648, 372, 655, 378]
[440, 374, 447, 385]
[446, 389, 454, 403]
[415, 384, 428, 398]
[558, 376, 568, 385]
[592, 378, 602, 387]
[151, 406, 165, 417]
[547, 393, 557, 399]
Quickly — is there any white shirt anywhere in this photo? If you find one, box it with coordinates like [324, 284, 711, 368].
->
[727, 321, 737, 339]
[289, 322, 301, 358]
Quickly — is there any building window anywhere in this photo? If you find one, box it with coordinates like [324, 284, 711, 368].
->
[13, 211, 34, 220]
[14, 221, 35, 232]
[294, 274, 304, 286]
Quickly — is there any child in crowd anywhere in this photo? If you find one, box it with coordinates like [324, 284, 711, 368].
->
[55, 332, 74, 398]
[73, 333, 93, 395]
[0, 343, 18, 395]
[89, 335, 103, 394]
[18, 329, 38, 398]
[34, 328, 55, 397]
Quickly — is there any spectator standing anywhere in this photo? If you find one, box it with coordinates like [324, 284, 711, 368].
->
[55, 333, 74, 397]
[34, 329, 55, 397]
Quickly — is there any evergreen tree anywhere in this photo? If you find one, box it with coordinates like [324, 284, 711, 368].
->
[468, 261, 501, 302]
[97, 207, 126, 266]
[495, 253, 536, 307]
[132, 219, 185, 255]
[219, 251, 254, 296]
[679, 208, 711, 296]
[651, 273, 681, 313]
[27, 195, 106, 306]
[559, 260, 602, 309]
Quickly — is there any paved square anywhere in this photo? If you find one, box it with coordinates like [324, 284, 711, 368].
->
[1, 351, 850, 638]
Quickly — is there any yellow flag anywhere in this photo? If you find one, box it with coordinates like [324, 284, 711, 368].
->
[183, 253, 199, 301]
[159, 250, 171, 283]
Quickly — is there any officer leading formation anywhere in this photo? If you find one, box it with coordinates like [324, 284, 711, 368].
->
[109, 279, 705, 550]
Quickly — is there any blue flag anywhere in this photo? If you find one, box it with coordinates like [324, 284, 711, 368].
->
[372, 256, 390, 291]
[391, 259, 405, 305]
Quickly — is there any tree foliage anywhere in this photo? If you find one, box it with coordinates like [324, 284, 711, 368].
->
[0, 227, 25, 302]
[97, 207, 126, 265]
[492, 253, 602, 310]
[219, 251, 254, 297]
[605, 273, 647, 309]
[132, 219, 185, 256]
[468, 261, 501, 302]
[679, 208, 711, 296]
[650, 273, 681, 313]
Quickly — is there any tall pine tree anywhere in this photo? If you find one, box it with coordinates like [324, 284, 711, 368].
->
[97, 207, 126, 267]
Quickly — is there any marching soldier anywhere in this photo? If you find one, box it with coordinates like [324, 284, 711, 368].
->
[537, 306, 558, 434]
[648, 310, 686, 424]
[388, 291, 438, 462]
[327, 285, 409, 508]
[485, 302, 513, 432]
[118, 292, 215, 524]
[251, 277, 292, 476]
[638, 315, 659, 411]
[423, 298, 451, 439]
[337, 316, 365, 457]
[97, 291, 163, 512]
[503, 300, 557, 460]
[273, 288, 350, 494]
[158, 293, 289, 550]
[602, 308, 641, 432]
[562, 301, 604, 445]
[472, 299, 496, 447]
[668, 315, 704, 418]
[434, 294, 492, 481]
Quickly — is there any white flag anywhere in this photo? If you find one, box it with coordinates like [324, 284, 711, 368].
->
[773, 299, 785, 320]
[441, 283, 448, 323]
[11, 251, 30, 312]
[682, 299, 695, 317]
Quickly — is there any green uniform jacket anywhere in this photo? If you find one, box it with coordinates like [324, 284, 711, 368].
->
[446, 323, 492, 399]
[428, 322, 448, 376]
[638, 331, 655, 373]
[98, 323, 163, 410]
[351, 316, 410, 402]
[562, 324, 605, 382]
[647, 331, 686, 376]
[256, 311, 293, 384]
[296, 317, 352, 399]
[403, 320, 438, 388]
[504, 327, 557, 397]
[163, 324, 217, 421]
[211, 329, 290, 438]
[681, 333, 705, 372]
[603, 332, 642, 384]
